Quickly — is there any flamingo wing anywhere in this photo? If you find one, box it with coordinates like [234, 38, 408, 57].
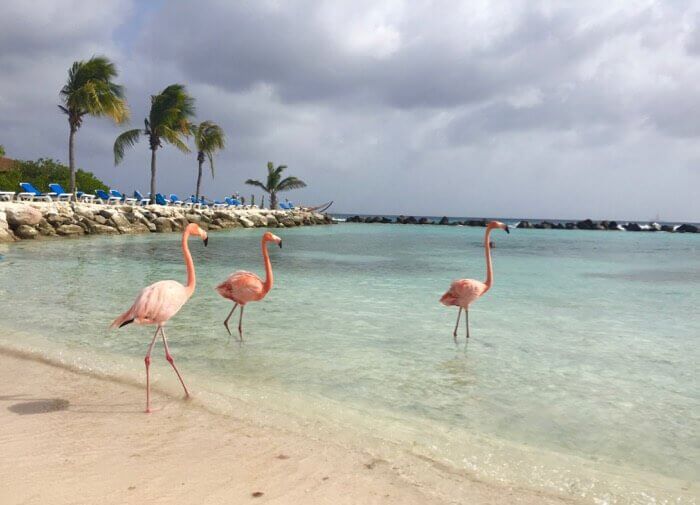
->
[440, 278, 487, 307]
[216, 270, 265, 303]
[112, 280, 189, 327]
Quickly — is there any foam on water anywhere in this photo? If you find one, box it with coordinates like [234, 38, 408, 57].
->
[0, 225, 698, 503]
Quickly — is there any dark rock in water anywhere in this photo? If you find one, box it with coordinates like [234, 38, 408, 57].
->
[607, 221, 619, 230]
[676, 223, 698, 233]
[533, 223, 544, 229]
[576, 219, 596, 230]
[406, 216, 418, 224]
[395, 215, 406, 224]
[380, 217, 392, 223]
[661, 224, 675, 232]
[418, 217, 434, 225]
[625, 222, 642, 232]
[438, 216, 449, 225]
[565, 222, 576, 230]
[15, 224, 38, 239]
[553, 222, 564, 229]
[541, 221, 554, 229]
[517, 221, 531, 229]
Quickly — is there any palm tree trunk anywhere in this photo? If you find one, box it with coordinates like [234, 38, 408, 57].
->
[195, 158, 204, 200]
[68, 126, 76, 196]
[270, 192, 277, 210]
[150, 147, 157, 204]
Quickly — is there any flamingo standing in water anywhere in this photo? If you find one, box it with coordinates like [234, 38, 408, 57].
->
[216, 231, 282, 340]
[440, 221, 509, 340]
[111, 223, 208, 413]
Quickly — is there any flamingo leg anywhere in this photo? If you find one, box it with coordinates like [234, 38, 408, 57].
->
[238, 306, 245, 341]
[160, 327, 190, 398]
[465, 309, 470, 339]
[453, 308, 462, 341]
[223, 303, 238, 337]
[144, 327, 160, 414]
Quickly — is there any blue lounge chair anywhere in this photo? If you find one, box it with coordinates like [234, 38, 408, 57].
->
[110, 189, 137, 205]
[187, 195, 203, 209]
[225, 197, 242, 207]
[133, 191, 151, 206]
[48, 183, 72, 202]
[169, 194, 184, 206]
[18, 182, 52, 202]
[95, 189, 120, 205]
[155, 193, 169, 206]
[75, 191, 96, 203]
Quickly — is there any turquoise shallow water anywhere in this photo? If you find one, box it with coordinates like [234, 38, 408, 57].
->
[0, 224, 698, 503]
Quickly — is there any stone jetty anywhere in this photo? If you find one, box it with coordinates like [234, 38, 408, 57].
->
[0, 201, 332, 243]
[343, 215, 698, 233]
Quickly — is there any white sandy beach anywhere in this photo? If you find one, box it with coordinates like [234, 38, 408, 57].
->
[0, 349, 580, 505]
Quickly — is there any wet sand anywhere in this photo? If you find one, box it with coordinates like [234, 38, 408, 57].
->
[0, 349, 577, 505]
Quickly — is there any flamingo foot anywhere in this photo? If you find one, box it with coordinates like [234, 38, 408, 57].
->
[224, 321, 232, 337]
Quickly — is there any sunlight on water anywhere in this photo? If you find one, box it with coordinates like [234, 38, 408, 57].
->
[1, 225, 698, 502]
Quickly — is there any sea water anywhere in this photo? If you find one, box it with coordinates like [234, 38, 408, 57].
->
[0, 224, 698, 503]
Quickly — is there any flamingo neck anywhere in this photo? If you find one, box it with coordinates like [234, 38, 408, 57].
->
[261, 238, 273, 295]
[182, 229, 196, 296]
[483, 227, 494, 292]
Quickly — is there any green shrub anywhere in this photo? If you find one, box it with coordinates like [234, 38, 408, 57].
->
[0, 158, 108, 194]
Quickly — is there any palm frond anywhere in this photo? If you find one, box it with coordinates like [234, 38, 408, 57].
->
[245, 179, 269, 192]
[276, 176, 307, 191]
[113, 128, 142, 164]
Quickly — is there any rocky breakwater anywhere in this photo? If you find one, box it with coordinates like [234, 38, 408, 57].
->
[0, 202, 332, 243]
[343, 215, 698, 233]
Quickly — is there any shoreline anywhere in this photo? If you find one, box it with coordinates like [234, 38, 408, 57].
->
[1, 332, 695, 505]
[0, 346, 582, 505]
[0, 201, 333, 243]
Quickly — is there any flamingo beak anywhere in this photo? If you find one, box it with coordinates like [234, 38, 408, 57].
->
[504, 225, 510, 234]
[203, 237, 209, 247]
[278, 240, 283, 249]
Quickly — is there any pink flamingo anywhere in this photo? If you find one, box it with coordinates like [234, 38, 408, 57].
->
[110, 223, 208, 413]
[440, 221, 509, 340]
[216, 231, 282, 340]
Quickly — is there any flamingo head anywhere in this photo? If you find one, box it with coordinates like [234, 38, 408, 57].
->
[488, 221, 510, 234]
[263, 231, 283, 248]
[186, 223, 209, 246]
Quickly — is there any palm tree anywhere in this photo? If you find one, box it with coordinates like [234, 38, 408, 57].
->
[245, 162, 307, 209]
[192, 121, 225, 200]
[113, 84, 195, 202]
[59, 56, 129, 194]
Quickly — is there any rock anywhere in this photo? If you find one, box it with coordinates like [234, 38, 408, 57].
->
[418, 217, 434, 225]
[239, 217, 255, 228]
[208, 224, 222, 231]
[185, 213, 202, 223]
[15, 224, 39, 239]
[91, 224, 119, 235]
[438, 216, 449, 225]
[517, 221, 531, 229]
[406, 216, 418, 224]
[606, 221, 619, 230]
[56, 224, 84, 236]
[46, 214, 71, 226]
[98, 208, 116, 219]
[130, 222, 151, 234]
[280, 217, 296, 227]
[266, 215, 279, 227]
[6, 205, 42, 227]
[73, 205, 95, 221]
[661, 224, 674, 232]
[93, 214, 107, 225]
[154, 217, 173, 233]
[576, 219, 596, 230]
[35, 218, 56, 236]
[109, 213, 132, 232]
[214, 211, 236, 221]
[676, 223, 698, 233]
[380, 217, 392, 224]
[625, 223, 642, 232]
[0, 211, 16, 242]
[565, 222, 576, 230]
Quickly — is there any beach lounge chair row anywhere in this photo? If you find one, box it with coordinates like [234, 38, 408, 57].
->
[2, 183, 273, 211]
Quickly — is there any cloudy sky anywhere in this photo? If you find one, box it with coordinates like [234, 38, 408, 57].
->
[1, 0, 699, 220]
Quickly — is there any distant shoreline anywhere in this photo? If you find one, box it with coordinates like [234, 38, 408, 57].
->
[335, 213, 700, 233]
